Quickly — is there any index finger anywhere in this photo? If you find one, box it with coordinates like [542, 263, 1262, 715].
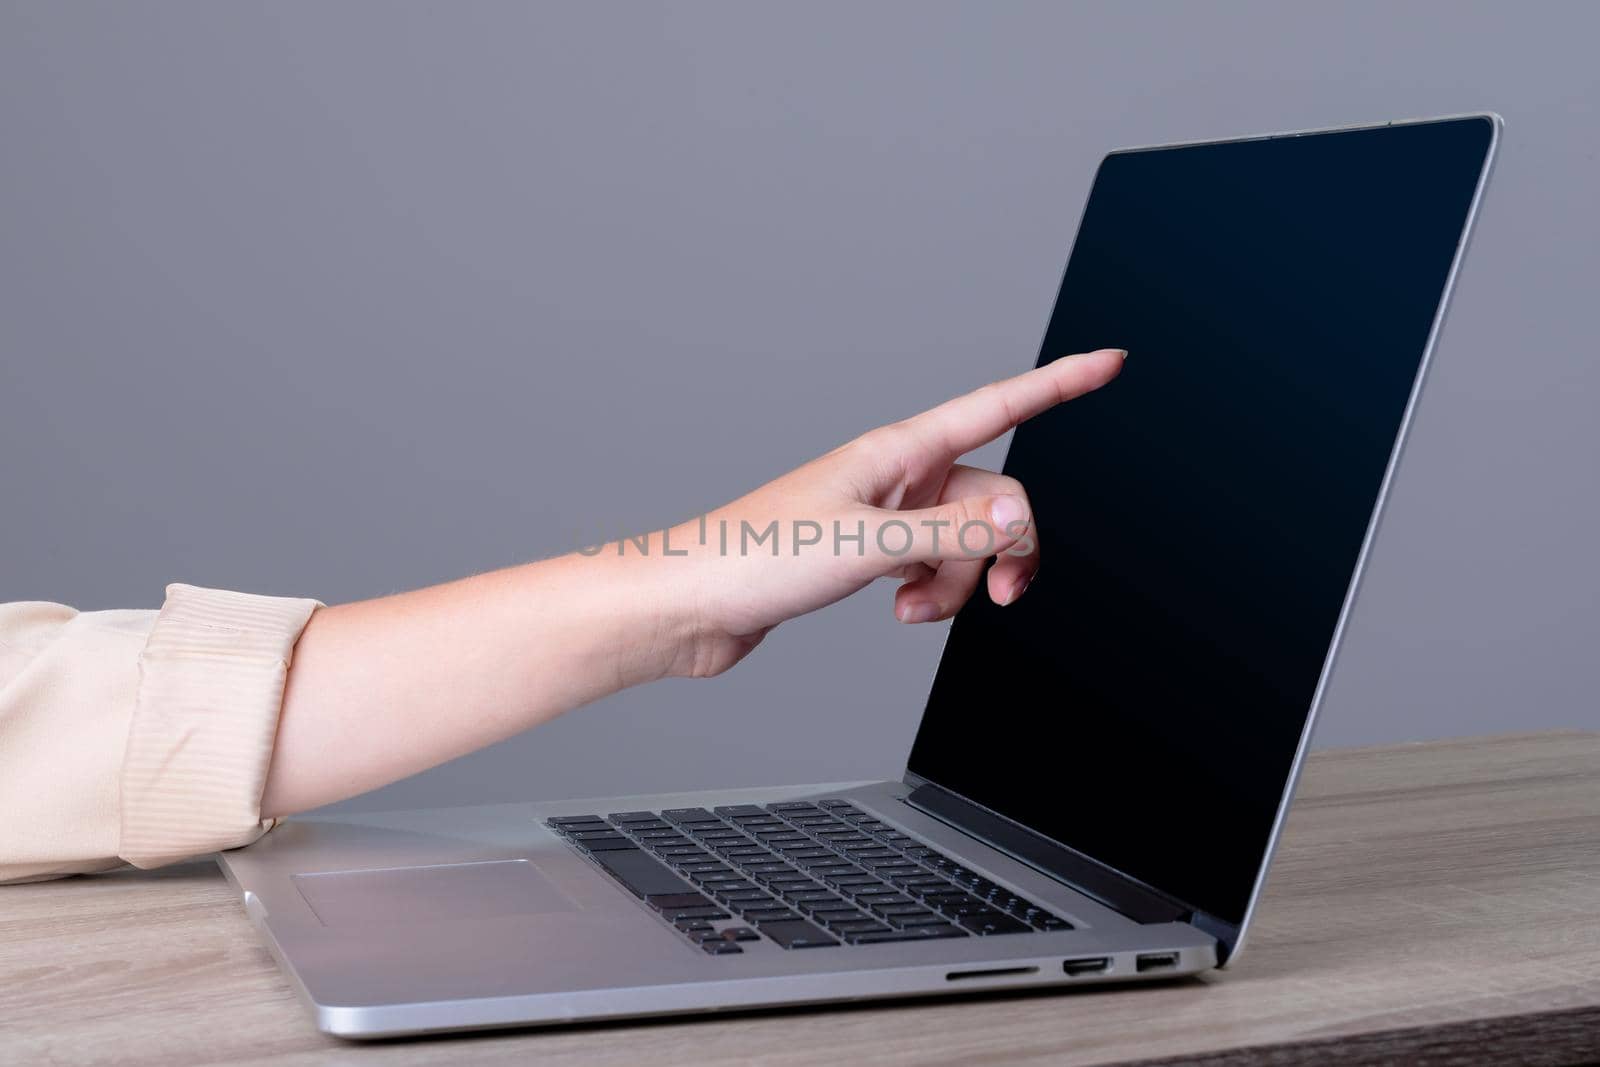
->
[905, 348, 1126, 460]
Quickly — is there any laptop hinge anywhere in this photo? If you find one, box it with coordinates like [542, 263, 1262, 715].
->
[903, 781, 1193, 926]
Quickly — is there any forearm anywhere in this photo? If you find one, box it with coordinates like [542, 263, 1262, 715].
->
[260, 548, 694, 817]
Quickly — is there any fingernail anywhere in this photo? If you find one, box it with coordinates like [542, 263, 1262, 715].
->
[990, 495, 1028, 530]
[899, 603, 939, 624]
[1008, 574, 1032, 605]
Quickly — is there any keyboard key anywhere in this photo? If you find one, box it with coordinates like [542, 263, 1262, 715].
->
[722, 889, 773, 903]
[862, 862, 920, 876]
[876, 904, 934, 920]
[590, 848, 697, 897]
[840, 884, 898, 900]
[662, 905, 730, 922]
[713, 805, 768, 818]
[855, 892, 909, 906]
[783, 890, 841, 906]
[823, 872, 878, 887]
[782, 847, 835, 860]
[662, 808, 716, 824]
[846, 925, 967, 944]
[819, 799, 858, 810]
[810, 908, 865, 924]
[645, 892, 711, 911]
[573, 833, 637, 851]
[607, 811, 659, 823]
[720, 926, 761, 942]
[743, 907, 798, 923]
[787, 899, 847, 916]
[896, 912, 952, 927]
[681, 861, 732, 874]
[827, 918, 890, 934]
[1034, 916, 1073, 931]
[681, 822, 726, 835]
[692, 873, 745, 887]
[702, 941, 744, 955]
[958, 913, 1032, 935]
[918, 890, 974, 906]
[768, 802, 823, 814]
[730, 898, 783, 916]
[548, 815, 605, 826]
[759, 919, 837, 949]
[746, 861, 796, 875]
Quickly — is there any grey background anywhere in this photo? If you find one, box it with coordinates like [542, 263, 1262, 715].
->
[2, 2, 1595, 815]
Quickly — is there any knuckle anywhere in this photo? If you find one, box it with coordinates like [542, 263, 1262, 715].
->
[864, 423, 910, 455]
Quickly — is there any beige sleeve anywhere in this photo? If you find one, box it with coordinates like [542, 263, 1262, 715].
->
[0, 583, 320, 884]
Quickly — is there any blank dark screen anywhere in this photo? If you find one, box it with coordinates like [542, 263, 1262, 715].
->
[907, 118, 1493, 924]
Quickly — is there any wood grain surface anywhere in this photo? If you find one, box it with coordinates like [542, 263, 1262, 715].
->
[3, 732, 1597, 1066]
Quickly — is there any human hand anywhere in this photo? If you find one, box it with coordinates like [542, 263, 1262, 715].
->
[651, 348, 1126, 677]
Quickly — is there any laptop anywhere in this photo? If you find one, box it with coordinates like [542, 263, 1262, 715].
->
[220, 114, 1501, 1038]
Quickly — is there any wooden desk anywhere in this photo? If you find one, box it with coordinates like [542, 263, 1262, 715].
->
[4, 732, 1597, 1065]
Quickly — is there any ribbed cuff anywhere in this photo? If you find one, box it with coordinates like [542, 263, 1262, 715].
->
[119, 583, 321, 869]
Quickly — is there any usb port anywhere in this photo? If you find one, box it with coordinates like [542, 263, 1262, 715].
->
[1062, 956, 1110, 976]
[1135, 951, 1180, 973]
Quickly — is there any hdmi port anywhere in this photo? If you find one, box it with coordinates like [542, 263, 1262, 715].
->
[1062, 956, 1110, 976]
[1136, 951, 1180, 973]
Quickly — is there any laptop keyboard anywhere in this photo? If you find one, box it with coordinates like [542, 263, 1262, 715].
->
[546, 799, 1071, 955]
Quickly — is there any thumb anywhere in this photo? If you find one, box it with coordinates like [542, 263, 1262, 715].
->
[867, 494, 1033, 568]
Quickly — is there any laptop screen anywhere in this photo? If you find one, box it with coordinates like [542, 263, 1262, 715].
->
[906, 117, 1495, 926]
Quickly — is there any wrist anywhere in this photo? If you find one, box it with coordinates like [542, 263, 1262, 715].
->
[570, 526, 714, 684]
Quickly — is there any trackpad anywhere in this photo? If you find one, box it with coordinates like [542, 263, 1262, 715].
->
[293, 859, 580, 926]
